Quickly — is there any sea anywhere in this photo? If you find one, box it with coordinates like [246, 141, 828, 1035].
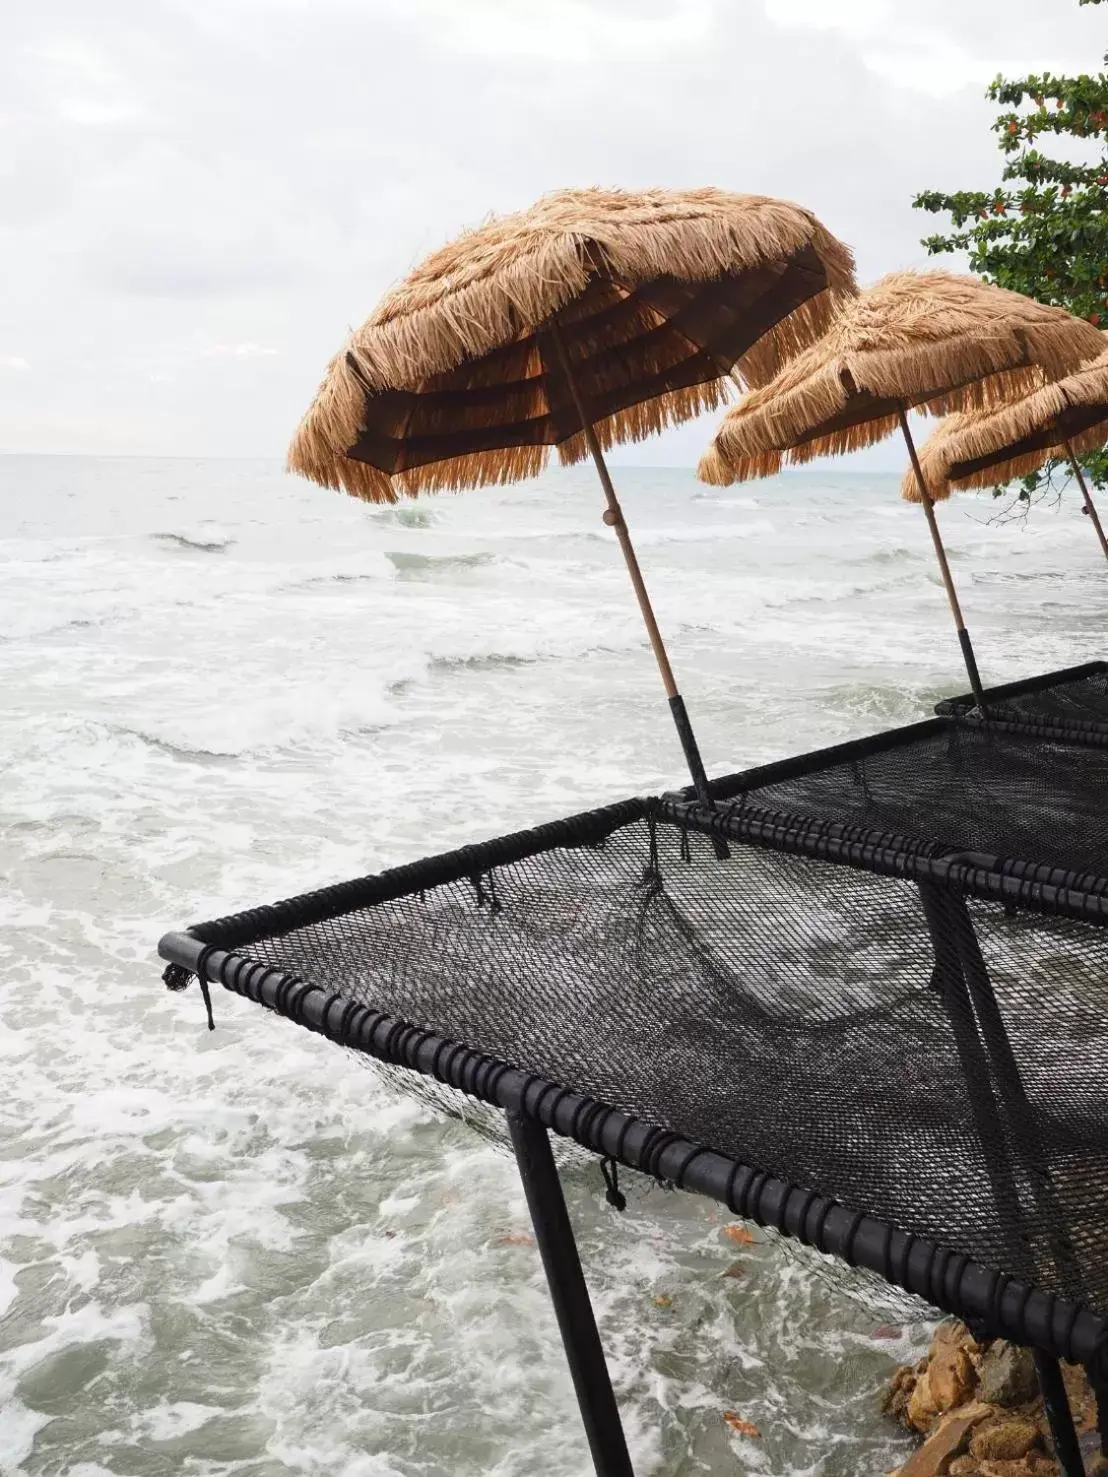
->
[2, 454, 1105, 1477]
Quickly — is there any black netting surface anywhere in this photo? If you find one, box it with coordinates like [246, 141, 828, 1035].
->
[993, 669, 1108, 726]
[724, 724, 1108, 881]
[224, 819, 1108, 1319]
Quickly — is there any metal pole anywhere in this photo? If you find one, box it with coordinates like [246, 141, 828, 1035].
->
[1031, 1349, 1086, 1477]
[919, 886, 1086, 1477]
[898, 408, 989, 713]
[548, 322, 723, 836]
[917, 882, 1033, 1284]
[506, 1110, 635, 1477]
[943, 892, 1083, 1291]
[1065, 438, 1108, 563]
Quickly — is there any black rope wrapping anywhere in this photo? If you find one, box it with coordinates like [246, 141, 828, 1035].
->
[1010, 1281, 1034, 1349]
[809, 1197, 835, 1256]
[613, 1116, 634, 1165]
[738, 1170, 770, 1222]
[638, 1128, 682, 1184]
[725, 1163, 752, 1218]
[570, 1097, 604, 1147]
[841, 1211, 867, 1269]
[927, 1245, 952, 1313]
[788, 1190, 818, 1250]
[770, 1183, 791, 1236]
[877, 1220, 895, 1286]
[944, 1254, 971, 1319]
[670, 1145, 711, 1191]
[988, 1272, 1013, 1340]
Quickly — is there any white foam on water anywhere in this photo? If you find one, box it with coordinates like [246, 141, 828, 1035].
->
[2, 455, 1105, 1475]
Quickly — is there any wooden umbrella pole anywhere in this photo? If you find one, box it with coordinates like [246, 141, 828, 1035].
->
[549, 324, 721, 824]
[1064, 438, 1108, 562]
[898, 408, 989, 713]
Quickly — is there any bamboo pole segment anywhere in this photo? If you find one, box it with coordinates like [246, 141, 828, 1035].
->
[550, 324, 678, 699]
[899, 408, 988, 712]
[1064, 438, 1108, 562]
[549, 323, 723, 831]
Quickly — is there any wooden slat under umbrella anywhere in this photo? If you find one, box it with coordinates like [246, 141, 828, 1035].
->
[288, 186, 856, 811]
[698, 271, 1105, 711]
[905, 346, 1108, 561]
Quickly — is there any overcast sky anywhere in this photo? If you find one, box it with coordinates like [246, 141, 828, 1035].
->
[2, 0, 1103, 467]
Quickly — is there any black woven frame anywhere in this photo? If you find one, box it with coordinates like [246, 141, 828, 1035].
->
[658, 797, 1108, 921]
[173, 796, 648, 958]
[936, 660, 1108, 749]
[157, 926, 1108, 1368]
[160, 773, 1108, 1474]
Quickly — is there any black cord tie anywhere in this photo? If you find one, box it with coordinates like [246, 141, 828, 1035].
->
[485, 870, 502, 915]
[600, 1156, 626, 1212]
[642, 813, 661, 887]
[469, 871, 502, 914]
[195, 946, 217, 1032]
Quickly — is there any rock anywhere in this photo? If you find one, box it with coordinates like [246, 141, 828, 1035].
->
[977, 1344, 1038, 1409]
[931, 1348, 976, 1413]
[1033, 1453, 1075, 1476]
[1065, 1361, 1098, 1433]
[896, 1403, 993, 1477]
[968, 1417, 1041, 1462]
[908, 1371, 939, 1434]
[883, 1365, 919, 1429]
[930, 1321, 980, 1363]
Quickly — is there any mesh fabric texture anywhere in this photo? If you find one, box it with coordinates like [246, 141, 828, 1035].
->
[211, 816, 1108, 1319]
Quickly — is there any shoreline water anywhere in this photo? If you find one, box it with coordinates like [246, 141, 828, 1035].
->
[2, 455, 1105, 1475]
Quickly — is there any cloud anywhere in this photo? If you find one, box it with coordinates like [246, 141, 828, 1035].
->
[764, 0, 1101, 97]
[1, 0, 1103, 459]
[0, 355, 31, 372]
[201, 342, 278, 359]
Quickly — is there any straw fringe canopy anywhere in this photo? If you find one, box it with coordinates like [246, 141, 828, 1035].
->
[699, 272, 1105, 486]
[902, 343, 1108, 502]
[288, 187, 856, 502]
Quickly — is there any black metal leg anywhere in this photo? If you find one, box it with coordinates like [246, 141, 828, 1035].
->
[1033, 1350, 1086, 1476]
[506, 1111, 635, 1477]
[944, 893, 1083, 1291]
[919, 884, 1034, 1282]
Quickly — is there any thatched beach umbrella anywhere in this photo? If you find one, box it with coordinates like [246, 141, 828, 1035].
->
[904, 346, 1108, 561]
[289, 187, 856, 806]
[698, 271, 1104, 710]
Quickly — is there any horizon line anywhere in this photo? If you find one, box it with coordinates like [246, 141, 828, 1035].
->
[0, 450, 902, 474]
